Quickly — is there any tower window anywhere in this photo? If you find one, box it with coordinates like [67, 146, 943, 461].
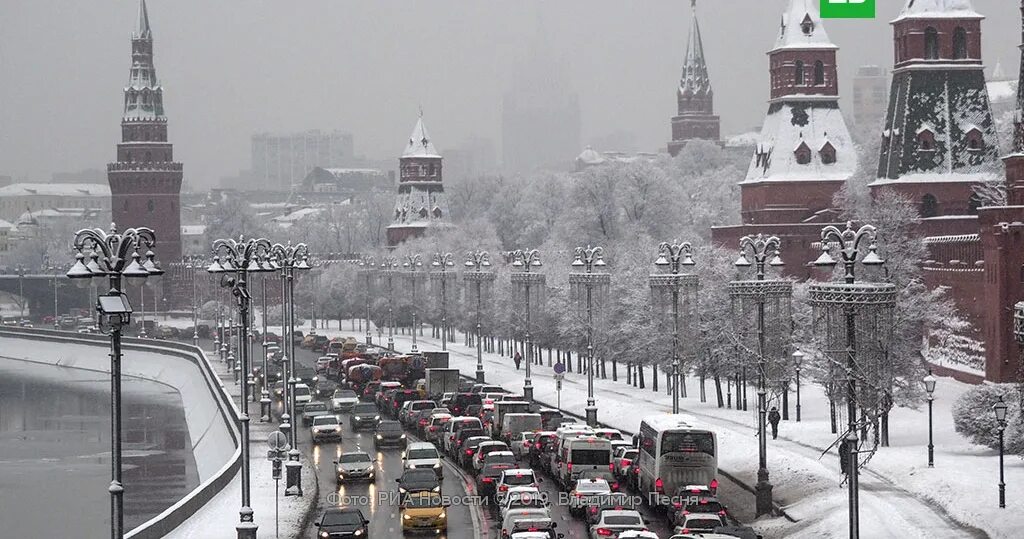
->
[924, 27, 939, 60]
[419, 207, 428, 218]
[917, 128, 936, 151]
[965, 128, 983, 151]
[953, 27, 968, 59]
[795, 61, 805, 86]
[921, 194, 938, 218]
[800, 14, 814, 36]
[433, 207, 442, 219]
[814, 61, 825, 85]
[819, 142, 837, 165]
[794, 141, 812, 165]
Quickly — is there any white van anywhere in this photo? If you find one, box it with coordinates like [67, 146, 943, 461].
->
[442, 416, 483, 454]
[553, 436, 613, 488]
[500, 413, 543, 443]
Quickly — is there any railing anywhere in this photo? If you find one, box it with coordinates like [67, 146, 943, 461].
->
[923, 234, 984, 272]
[107, 161, 183, 172]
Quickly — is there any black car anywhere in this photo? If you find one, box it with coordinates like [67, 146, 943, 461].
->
[388, 389, 421, 419]
[451, 427, 486, 456]
[449, 393, 482, 416]
[374, 420, 407, 449]
[294, 365, 318, 387]
[316, 379, 338, 399]
[476, 462, 513, 498]
[396, 468, 441, 495]
[351, 403, 380, 430]
[313, 507, 369, 538]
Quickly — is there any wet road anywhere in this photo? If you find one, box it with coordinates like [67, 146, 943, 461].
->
[0, 356, 198, 537]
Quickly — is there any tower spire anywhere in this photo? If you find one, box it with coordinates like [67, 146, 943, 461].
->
[136, 0, 151, 38]
[680, 0, 710, 96]
[667, 0, 720, 155]
[1015, 0, 1024, 151]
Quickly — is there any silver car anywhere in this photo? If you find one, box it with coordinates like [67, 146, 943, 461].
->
[334, 451, 375, 483]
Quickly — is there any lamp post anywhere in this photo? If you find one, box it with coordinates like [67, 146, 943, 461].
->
[793, 349, 804, 422]
[357, 256, 376, 346]
[810, 222, 891, 539]
[208, 237, 273, 539]
[259, 269, 271, 422]
[650, 241, 696, 415]
[403, 254, 423, 353]
[464, 251, 494, 383]
[994, 395, 1008, 508]
[431, 253, 455, 352]
[380, 256, 399, 351]
[510, 249, 544, 403]
[16, 264, 26, 320]
[66, 223, 162, 539]
[570, 245, 609, 427]
[269, 242, 310, 496]
[923, 370, 936, 467]
[184, 256, 202, 347]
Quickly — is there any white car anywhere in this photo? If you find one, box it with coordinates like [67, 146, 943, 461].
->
[569, 477, 612, 516]
[618, 532, 660, 539]
[424, 414, 452, 444]
[495, 468, 539, 505]
[500, 508, 552, 539]
[293, 383, 312, 407]
[592, 428, 624, 441]
[473, 441, 511, 473]
[310, 414, 342, 444]
[509, 431, 534, 460]
[674, 512, 725, 535]
[499, 486, 547, 521]
[403, 442, 443, 478]
[588, 509, 646, 539]
[330, 388, 359, 412]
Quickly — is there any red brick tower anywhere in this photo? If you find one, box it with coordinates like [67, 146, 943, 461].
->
[873, 0, 1000, 217]
[108, 0, 183, 264]
[385, 116, 449, 247]
[667, 0, 720, 156]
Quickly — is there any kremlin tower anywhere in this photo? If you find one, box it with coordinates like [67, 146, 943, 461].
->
[107, 0, 184, 264]
[386, 116, 450, 247]
[667, 0, 720, 156]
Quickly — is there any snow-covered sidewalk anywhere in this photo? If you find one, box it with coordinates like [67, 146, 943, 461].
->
[304, 320, 1012, 539]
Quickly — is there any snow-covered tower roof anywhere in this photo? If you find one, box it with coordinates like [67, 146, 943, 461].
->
[667, 0, 720, 155]
[124, 0, 163, 120]
[403, 116, 441, 159]
[892, 0, 983, 22]
[680, 0, 711, 98]
[136, 0, 152, 38]
[772, 0, 837, 52]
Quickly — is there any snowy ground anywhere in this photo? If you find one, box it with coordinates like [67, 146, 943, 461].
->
[271, 319, 1015, 539]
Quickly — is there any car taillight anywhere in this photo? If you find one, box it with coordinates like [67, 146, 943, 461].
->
[466, 449, 474, 455]
[621, 459, 631, 467]
[524, 441, 531, 447]
[596, 528, 613, 536]
[609, 463, 615, 472]
[419, 419, 428, 425]
[719, 510, 727, 516]
[499, 485, 508, 492]
[674, 503, 684, 510]
[680, 529, 690, 534]
[589, 506, 597, 515]
[634, 467, 640, 474]
[611, 482, 619, 490]
[655, 477, 664, 493]
[481, 477, 493, 483]
[566, 463, 572, 471]
[534, 442, 541, 449]
[429, 426, 437, 432]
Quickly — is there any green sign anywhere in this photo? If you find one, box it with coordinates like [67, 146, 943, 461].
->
[820, 0, 876, 19]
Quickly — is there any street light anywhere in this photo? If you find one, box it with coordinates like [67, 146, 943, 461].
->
[650, 240, 697, 415]
[16, 264, 25, 320]
[403, 254, 423, 353]
[66, 223, 161, 539]
[430, 253, 455, 352]
[810, 221, 893, 539]
[464, 251, 494, 383]
[209, 236, 273, 539]
[357, 256, 376, 346]
[184, 256, 202, 347]
[922, 370, 936, 468]
[511, 249, 544, 403]
[569, 245, 609, 427]
[793, 349, 805, 422]
[381, 256, 400, 351]
[994, 395, 1008, 509]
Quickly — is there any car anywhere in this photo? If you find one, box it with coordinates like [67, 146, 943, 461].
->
[499, 486, 547, 521]
[442, 417, 484, 454]
[311, 334, 330, 352]
[399, 400, 437, 427]
[460, 436, 493, 469]
[613, 448, 639, 480]
[396, 468, 441, 496]
[312, 507, 369, 538]
[413, 407, 450, 435]
[315, 356, 333, 373]
[537, 408, 565, 431]
[471, 384, 504, 394]
[291, 329, 304, 344]
[310, 414, 342, 443]
[388, 389, 424, 419]
[350, 402, 381, 430]
[575, 469, 621, 492]
[300, 401, 331, 426]
[451, 427, 487, 457]
[584, 492, 640, 526]
[402, 442, 443, 478]
[501, 508, 553, 539]
[478, 450, 517, 477]
[673, 512, 726, 536]
[293, 383, 313, 409]
[477, 461, 515, 499]
[293, 365, 318, 387]
[509, 520, 563, 539]
[331, 388, 359, 413]
[334, 451, 376, 483]
[449, 392, 483, 416]
[569, 477, 612, 517]
[588, 509, 647, 539]
[530, 432, 558, 469]
[400, 491, 449, 533]
[360, 381, 382, 402]
[617, 532, 660, 539]
[510, 431, 536, 460]
[374, 420, 407, 449]
[271, 381, 286, 400]
[424, 413, 453, 444]
[473, 441, 511, 473]
[495, 468, 540, 505]
[673, 496, 728, 528]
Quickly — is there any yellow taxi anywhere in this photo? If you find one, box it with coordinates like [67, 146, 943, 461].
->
[400, 491, 448, 533]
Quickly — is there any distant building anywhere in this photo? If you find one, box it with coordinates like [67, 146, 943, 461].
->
[180, 224, 207, 256]
[0, 219, 13, 262]
[574, 147, 659, 172]
[0, 183, 111, 223]
[987, 60, 1019, 118]
[301, 167, 390, 196]
[251, 129, 354, 192]
[668, 0, 721, 156]
[386, 116, 450, 246]
[51, 169, 107, 185]
[442, 137, 498, 180]
[852, 65, 888, 128]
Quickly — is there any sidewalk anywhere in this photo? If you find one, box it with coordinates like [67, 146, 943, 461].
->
[308, 321, 1008, 539]
[165, 343, 317, 539]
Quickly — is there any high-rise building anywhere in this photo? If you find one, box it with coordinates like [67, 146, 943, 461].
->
[251, 130, 354, 192]
[386, 117, 449, 247]
[668, 0, 721, 156]
[852, 65, 888, 128]
[107, 0, 183, 264]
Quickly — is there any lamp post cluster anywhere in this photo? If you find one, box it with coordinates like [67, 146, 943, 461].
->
[381, 256, 399, 351]
[430, 253, 455, 352]
[510, 249, 544, 403]
[569, 245, 609, 427]
[404, 254, 423, 353]
[357, 255, 376, 346]
[183, 255, 205, 347]
[66, 224, 163, 539]
[464, 251, 495, 383]
[649, 240, 696, 415]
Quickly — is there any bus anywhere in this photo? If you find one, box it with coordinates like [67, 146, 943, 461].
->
[636, 414, 718, 508]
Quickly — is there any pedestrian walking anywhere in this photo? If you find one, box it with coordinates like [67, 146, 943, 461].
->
[513, 351, 522, 370]
[838, 438, 850, 475]
[768, 406, 781, 439]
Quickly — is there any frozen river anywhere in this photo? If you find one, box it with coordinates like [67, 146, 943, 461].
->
[0, 357, 199, 537]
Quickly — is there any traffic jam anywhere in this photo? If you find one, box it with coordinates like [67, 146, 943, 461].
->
[279, 335, 761, 539]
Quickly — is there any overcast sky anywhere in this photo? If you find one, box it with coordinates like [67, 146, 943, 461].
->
[0, 0, 1018, 188]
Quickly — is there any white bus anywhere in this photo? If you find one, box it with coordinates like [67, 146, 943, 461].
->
[636, 414, 718, 507]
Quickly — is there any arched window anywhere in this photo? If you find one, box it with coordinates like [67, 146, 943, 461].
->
[953, 27, 968, 59]
[419, 207, 429, 218]
[925, 27, 940, 60]
[794, 141, 812, 165]
[917, 128, 936, 151]
[814, 61, 825, 85]
[965, 127, 983, 151]
[921, 194, 939, 218]
[795, 61, 805, 86]
[800, 14, 814, 36]
[433, 207, 442, 219]
[819, 142, 837, 165]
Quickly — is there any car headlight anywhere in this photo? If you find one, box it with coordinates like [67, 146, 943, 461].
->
[334, 426, 341, 432]
[433, 463, 442, 468]
[432, 486, 441, 492]
[374, 415, 380, 420]
[400, 434, 406, 439]
[353, 530, 363, 537]
[320, 532, 329, 538]
[399, 487, 407, 494]
[403, 514, 411, 520]
[376, 435, 383, 440]
[313, 376, 319, 382]
[438, 511, 446, 519]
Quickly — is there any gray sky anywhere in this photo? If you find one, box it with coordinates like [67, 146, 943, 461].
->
[0, 0, 1019, 188]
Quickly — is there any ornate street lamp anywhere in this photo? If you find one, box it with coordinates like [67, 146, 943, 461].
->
[403, 254, 424, 353]
[922, 370, 936, 468]
[994, 395, 1008, 509]
[570, 245, 610, 427]
[511, 249, 545, 402]
[430, 253, 456, 351]
[357, 255, 376, 345]
[183, 255, 203, 347]
[66, 223, 161, 539]
[650, 240, 697, 415]
[380, 256, 400, 351]
[809, 222, 894, 539]
[464, 251, 495, 383]
[793, 349, 805, 422]
[731, 233, 789, 517]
